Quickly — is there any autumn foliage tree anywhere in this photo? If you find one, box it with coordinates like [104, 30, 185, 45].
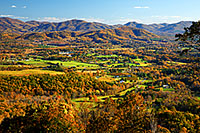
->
[0, 99, 83, 132]
[176, 21, 200, 55]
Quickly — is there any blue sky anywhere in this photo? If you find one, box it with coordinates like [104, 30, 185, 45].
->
[0, 0, 199, 24]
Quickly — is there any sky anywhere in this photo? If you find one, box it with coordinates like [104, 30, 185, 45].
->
[0, 0, 200, 25]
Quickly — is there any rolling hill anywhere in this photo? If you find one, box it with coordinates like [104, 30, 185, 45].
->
[125, 21, 192, 37]
[0, 17, 116, 34]
[0, 17, 193, 37]
[1, 26, 161, 44]
[0, 17, 36, 33]
[28, 19, 116, 32]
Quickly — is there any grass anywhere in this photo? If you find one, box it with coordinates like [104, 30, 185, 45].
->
[0, 65, 33, 68]
[109, 63, 124, 67]
[107, 59, 150, 67]
[72, 97, 89, 102]
[0, 69, 64, 76]
[19, 59, 48, 67]
[133, 58, 144, 62]
[86, 53, 96, 56]
[128, 63, 150, 67]
[97, 60, 110, 63]
[108, 63, 137, 67]
[167, 61, 187, 65]
[132, 59, 151, 66]
[98, 75, 116, 82]
[137, 85, 147, 88]
[47, 60, 99, 67]
[119, 87, 136, 96]
[77, 70, 97, 73]
[20, 59, 99, 68]
[73, 87, 135, 104]
[72, 97, 98, 109]
[138, 79, 153, 83]
[98, 86, 136, 102]
[163, 88, 175, 91]
[138, 47, 145, 49]
[72, 92, 200, 108]
[20, 58, 151, 70]
[96, 55, 118, 58]
[72, 78, 175, 108]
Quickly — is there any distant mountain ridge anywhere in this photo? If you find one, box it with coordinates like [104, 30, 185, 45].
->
[125, 21, 192, 36]
[0, 26, 160, 44]
[0, 17, 35, 33]
[0, 17, 193, 37]
[0, 17, 117, 34]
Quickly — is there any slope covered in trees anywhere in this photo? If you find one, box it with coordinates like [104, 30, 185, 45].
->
[125, 21, 192, 37]
[0, 26, 161, 44]
[0, 17, 37, 33]
[0, 17, 117, 34]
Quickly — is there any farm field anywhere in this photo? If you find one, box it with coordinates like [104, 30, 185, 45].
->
[0, 69, 65, 76]
[20, 59, 99, 67]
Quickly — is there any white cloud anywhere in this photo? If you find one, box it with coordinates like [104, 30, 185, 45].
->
[134, 6, 149, 9]
[22, 6, 27, 8]
[79, 18, 105, 23]
[0, 14, 29, 20]
[151, 16, 181, 19]
[11, 5, 16, 8]
[0, 15, 13, 17]
[36, 16, 143, 25]
[37, 17, 71, 22]
[13, 16, 29, 19]
[37, 17, 105, 23]
[27, 15, 195, 25]
[105, 18, 142, 25]
[134, 15, 194, 24]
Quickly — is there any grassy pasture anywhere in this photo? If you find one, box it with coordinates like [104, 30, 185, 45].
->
[19, 59, 48, 67]
[118, 87, 136, 96]
[97, 75, 116, 82]
[96, 54, 118, 58]
[20, 59, 99, 68]
[167, 61, 187, 65]
[163, 88, 175, 91]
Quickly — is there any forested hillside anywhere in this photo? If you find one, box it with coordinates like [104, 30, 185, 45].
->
[0, 17, 192, 37]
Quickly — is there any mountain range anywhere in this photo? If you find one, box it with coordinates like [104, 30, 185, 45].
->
[0, 17, 192, 37]
[125, 21, 192, 37]
[0, 17, 116, 34]
[0, 25, 160, 44]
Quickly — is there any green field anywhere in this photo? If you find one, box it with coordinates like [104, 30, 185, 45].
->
[73, 86, 136, 104]
[46, 60, 98, 67]
[96, 54, 118, 58]
[133, 58, 146, 62]
[167, 61, 187, 65]
[118, 87, 136, 96]
[20, 59, 99, 68]
[86, 53, 96, 56]
[19, 58, 150, 69]
[163, 88, 175, 91]
[20, 59, 48, 67]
